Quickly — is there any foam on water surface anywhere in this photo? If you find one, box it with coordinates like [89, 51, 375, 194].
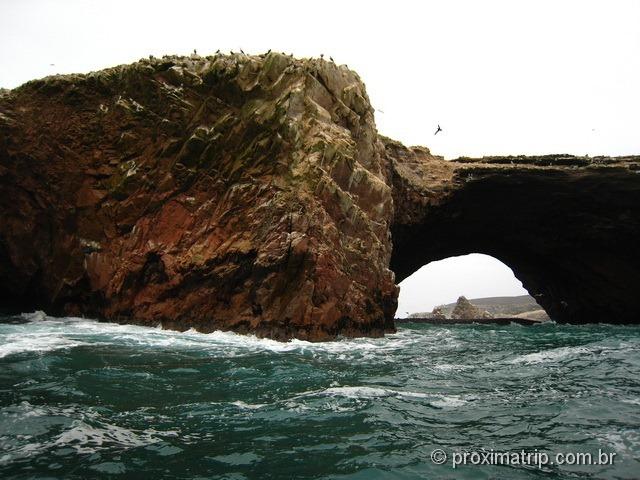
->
[1, 313, 639, 479]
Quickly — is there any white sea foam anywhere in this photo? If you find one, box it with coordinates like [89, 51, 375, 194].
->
[290, 385, 468, 409]
[600, 430, 640, 455]
[0, 312, 428, 359]
[509, 345, 592, 364]
[20, 310, 48, 322]
[321, 386, 396, 398]
[430, 395, 468, 408]
[0, 402, 169, 463]
[230, 400, 267, 410]
[431, 363, 471, 372]
[53, 420, 159, 454]
[0, 333, 87, 359]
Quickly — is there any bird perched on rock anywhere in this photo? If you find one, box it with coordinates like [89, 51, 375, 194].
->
[216, 49, 220, 54]
[320, 53, 324, 59]
[240, 49, 245, 54]
[193, 49, 197, 55]
[434, 124, 443, 135]
[266, 49, 271, 54]
[330, 56, 335, 63]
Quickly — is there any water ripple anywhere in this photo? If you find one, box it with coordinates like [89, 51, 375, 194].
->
[1, 314, 639, 479]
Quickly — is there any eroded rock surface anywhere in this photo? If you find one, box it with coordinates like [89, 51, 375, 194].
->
[0, 53, 397, 340]
[1, 54, 639, 338]
[386, 139, 640, 325]
[450, 296, 492, 320]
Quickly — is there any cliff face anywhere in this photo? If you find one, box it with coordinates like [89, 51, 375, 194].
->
[1, 54, 639, 339]
[386, 139, 640, 325]
[0, 53, 397, 340]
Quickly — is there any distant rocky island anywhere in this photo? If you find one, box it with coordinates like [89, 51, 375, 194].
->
[397, 295, 550, 326]
[1, 52, 638, 340]
[406, 295, 550, 322]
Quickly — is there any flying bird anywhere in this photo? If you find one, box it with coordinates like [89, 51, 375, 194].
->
[434, 124, 443, 135]
[377, 109, 385, 114]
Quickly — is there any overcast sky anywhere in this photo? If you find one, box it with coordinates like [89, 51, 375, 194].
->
[1, 0, 638, 314]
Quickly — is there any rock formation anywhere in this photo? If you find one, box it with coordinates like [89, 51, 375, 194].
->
[387, 140, 640, 326]
[411, 295, 549, 320]
[450, 296, 492, 320]
[0, 53, 397, 340]
[408, 305, 447, 320]
[1, 53, 639, 339]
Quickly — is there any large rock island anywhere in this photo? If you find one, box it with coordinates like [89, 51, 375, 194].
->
[1, 53, 639, 339]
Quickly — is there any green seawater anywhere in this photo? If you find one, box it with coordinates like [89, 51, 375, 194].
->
[1, 312, 639, 479]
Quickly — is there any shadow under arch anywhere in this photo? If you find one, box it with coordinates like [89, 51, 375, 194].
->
[389, 156, 640, 325]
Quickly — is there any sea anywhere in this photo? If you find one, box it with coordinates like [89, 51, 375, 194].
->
[1, 312, 639, 479]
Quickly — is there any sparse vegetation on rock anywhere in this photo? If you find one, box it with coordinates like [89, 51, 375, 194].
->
[1, 53, 639, 339]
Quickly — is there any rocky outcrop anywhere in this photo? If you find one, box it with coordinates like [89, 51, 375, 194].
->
[450, 296, 492, 320]
[408, 305, 447, 320]
[411, 295, 548, 319]
[1, 54, 639, 339]
[386, 139, 640, 326]
[0, 53, 397, 340]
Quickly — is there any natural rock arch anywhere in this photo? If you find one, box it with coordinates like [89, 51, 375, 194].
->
[1, 54, 639, 340]
[385, 138, 640, 325]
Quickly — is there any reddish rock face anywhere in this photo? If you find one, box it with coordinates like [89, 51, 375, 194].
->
[2, 54, 639, 339]
[0, 54, 397, 340]
[385, 139, 640, 326]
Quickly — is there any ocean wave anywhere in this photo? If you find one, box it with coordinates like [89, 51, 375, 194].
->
[509, 345, 594, 364]
[0, 313, 428, 359]
[230, 400, 268, 410]
[291, 385, 468, 408]
[52, 420, 160, 454]
[0, 333, 87, 359]
[0, 402, 172, 464]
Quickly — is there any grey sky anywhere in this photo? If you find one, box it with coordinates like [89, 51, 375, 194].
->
[397, 254, 528, 316]
[1, 0, 637, 314]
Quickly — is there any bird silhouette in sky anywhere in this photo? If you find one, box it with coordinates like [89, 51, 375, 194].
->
[434, 124, 443, 135]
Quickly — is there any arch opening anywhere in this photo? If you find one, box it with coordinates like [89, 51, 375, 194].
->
[397, 253, 541, 319]
[388, 153, 640, 325]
